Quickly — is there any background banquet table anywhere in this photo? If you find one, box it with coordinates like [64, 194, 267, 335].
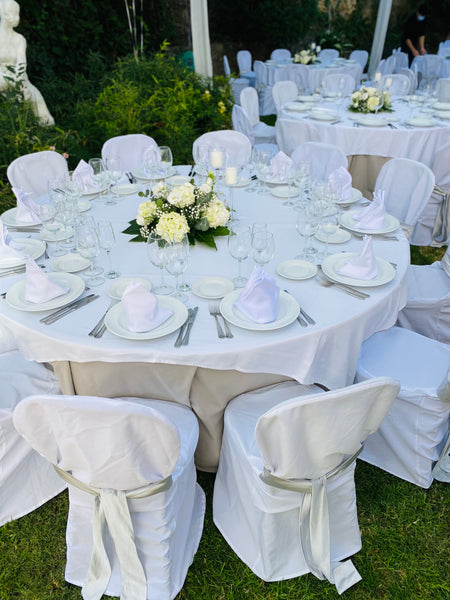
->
[0, 170, 409, 469]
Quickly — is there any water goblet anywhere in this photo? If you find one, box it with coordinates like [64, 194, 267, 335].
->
[318, 212, 339, 257]
[146, 231, 173, 295]
[159, 146, 173, 180]
[293, 161, 311, 211]
[97, 220, 120, 279]
[251, 230, 275, 267]
[88, 158, 107, 200]
[296, 208, 319, 260]
[74, 222, 105, 287]
[164, 235, 189, 304]
[282, 165, 299, 206]
[105, 157, 122, 205]
[374, 89, 384, 117]
[227, 224, 251, 288]
[143, 146, 163, 183]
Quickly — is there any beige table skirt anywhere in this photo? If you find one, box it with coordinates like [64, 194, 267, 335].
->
[52, 361, 292, 472]
[347, 155, 392, 200]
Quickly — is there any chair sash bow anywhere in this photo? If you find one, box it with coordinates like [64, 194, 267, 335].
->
[432, 185, 450, 246]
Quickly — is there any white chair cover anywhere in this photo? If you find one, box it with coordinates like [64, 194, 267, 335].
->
[392, 51, 408, 73]
[380, 73, 411, 97]
[272, 80, 298, 114]
[322, 73, 356, 95]
[236, 49, 256, 85]
[0, 351, 64, 527]
[420, 54, 444, 80]
[13, 394, 205, 600]
[374, 158, 435, 238]
[101, 134, 158, 173]
[240, 88, 276, 144]
[318, 48, 339, 63]
[7, 150, 69, 200]
[356, 327, 450, 489]
[224, 56, 250, 104]
[384, 55, 396, 74]
[341, 63, 363, 87]
[213, 377, 399, 593]
[436, 78, 450, 102]
[284, 64, 309, 92]
[438, 43, 450, 58]
[349, 50, 369, 70]
[270, 48, 292, 61]
[275, 118, 320, 156]
[231, 104, 255, 144]
[396, 249, 450, 344]
[412, 142, 450, 246]
[291, 142, 347, 181]
[192, 130, 252, 168]
[254, 60, 276, 115]
[399, 68, 417, 94]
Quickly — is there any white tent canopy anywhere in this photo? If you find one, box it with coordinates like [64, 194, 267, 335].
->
[190, 0, 213, 77]
[368, 0, 393, 79]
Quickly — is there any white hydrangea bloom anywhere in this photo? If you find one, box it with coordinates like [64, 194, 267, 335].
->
[136, 201, 157, 226]
[167, 183, 196, 208]
[155, 212, 189, 242]
[203, 199, 230, 228]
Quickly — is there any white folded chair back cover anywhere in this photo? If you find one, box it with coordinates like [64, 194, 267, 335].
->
[193, 130, 252, 168]
[101, 134, 158, 172]
[291, 142, 347, 181]
[272, 80, 298, 114]
[380, 73, 411, 96]
[420, 54, 444, 80]
[356, 327, 450, 488]
[399, 67, 418, 94]
[224, 55, 250, 104]
[391, 51, 408, 73]
[374, 157, 435, 238]
[236, 49, 253, 75]
[0, 351, 64, 527]
[275, 118, 320, 156]
[254, 60, 276, 115]
[7, 150, 69, 200]
[270, 48, 292, 61]
[240, 86, 260, 127]
[231, 104, 255, 144]
[284, 63, 309, 92]
[13, 394, 205, 600]
[317, 48, 339, 63]
[322, 72, 356, 95]
[213, 377, 399, 594]
[436, 78, 450, 102]
[349, 49, 368, 70]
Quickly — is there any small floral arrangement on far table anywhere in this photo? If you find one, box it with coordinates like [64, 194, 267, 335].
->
[122, 173, 230, 249]
[294, 44, 319, 65]
[349, 86, 392, 113]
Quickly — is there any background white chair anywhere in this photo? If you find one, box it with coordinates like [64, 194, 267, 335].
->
[272, 80, 298, 114]
[374, 158, 435, 239]
[0, 351, 65, 527]
[396, 246, 450, 344]
[193, 129, 252, 168]
[270, 48, 291, 61]
[355, 327, 450, 489]
[435, 78, 450, 102]
[240, 87, 276, 144]
[101, 133, 158, 172]
[275, 118, 320, 156]
[391, 51, 408, 73]
[438, 42, 450, 58]
[213, 377, 400, 593]
[7, 150, 69, 199]
[349, 49, 369, 70]
[317, 48, 339, 63]
[236, 49, 256, 86]
[254, 60, 276, 115]
[399, 67, 418, 93]
[291, 142, 347, 181]
[322, 72, 356, 96]
[231, 105, 278, 155]
[380, 73, 411, 97]
[13, 394, 205, 600]
[284, 63, 309, 92]
[223, 55, 249, 104]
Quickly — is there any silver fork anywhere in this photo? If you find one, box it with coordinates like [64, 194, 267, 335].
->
[209, 301, 225, 338]
[212, 300, 233, 338]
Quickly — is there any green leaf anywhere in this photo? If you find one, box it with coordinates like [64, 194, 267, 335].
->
[194, 230, 218, 249]
[212, 226, 229, 237]
[121, 220, 141, 235]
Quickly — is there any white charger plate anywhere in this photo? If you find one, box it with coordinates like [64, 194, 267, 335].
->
[39, 226, 73, 242]
[78, 200, 91, 212]
[51, 253, 90, 273]
[284, 102, 315, 112]
[310, 109, 339, 121]
[105, 296, 187, 340]
[432, 101, 450, 111]
[405, 117, 438, 128]
[229, 177, 251, 188]
[339, 210, 400, 235]
[220, 289, 299, 331]
[5, 272, 85, 311]
[321, 252, 396, 287]
[297, 95, 316, 102]
[81, 184, 108, 197]
[107, 277, 152, 300]
[351, 114, 390, 127]
[276, 260, 318, 280]
[434, 111, 450, 120]
[336, 188, 363, 206]
[132, 167, 176, 181]
[271, 186, 299, 198]
[110, 183, 139, 195]
[315, 228, 351, 243]
[192, 276, 234, 299]
[166, 175, 190, 186]
[1, 207, 41, 227]
[0, 238, 46, 270]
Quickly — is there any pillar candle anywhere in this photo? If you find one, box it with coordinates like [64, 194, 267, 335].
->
[225, 167, 238, 186]
[210, 150, 223, 168]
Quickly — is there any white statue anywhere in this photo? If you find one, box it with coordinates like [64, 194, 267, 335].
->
[0, 0, 54, 125]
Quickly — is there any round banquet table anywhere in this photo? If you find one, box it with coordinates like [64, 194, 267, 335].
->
[0, 169, 409, 470]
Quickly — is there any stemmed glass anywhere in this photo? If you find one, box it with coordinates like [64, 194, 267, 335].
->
[159, 146, 173, 180]
[293, 161, 311, 211]
[105, 157, 122, 205]
[227, 224, 251, 288]
[39, 201, 65, 257]
[374, 89, 384, 117]
[255, 151, 271, 195]
[164, 234, 189, 304]
[282, 165, 299, 207]
[296, 208, 319, 260]
[195, 143, 210, 180]
[54, 195, 77, 252]
[251, 229, 275, 267]
[146, 231, 173, 295]
[74, 221, 105, 287]
[318, 212, 339, 257]
[88, 158, 107, 200]
[97, 220, 120, 279]
[246, 148, 260, 192]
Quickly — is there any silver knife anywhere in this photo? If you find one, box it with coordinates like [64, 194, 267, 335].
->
[40, 294, 98, 324]
[174, 309, 191, 347]
[182, 306, 198, 346]
[284, 290, 307, 326]
[42, 295, 99, 325]
[299, 307, 316, 325]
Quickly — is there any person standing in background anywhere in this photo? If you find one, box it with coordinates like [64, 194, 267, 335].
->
[401, 4, 428, 66]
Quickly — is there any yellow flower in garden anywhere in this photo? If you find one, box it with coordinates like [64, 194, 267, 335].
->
[218, 101, 226, 114]
[136, 200, 157, 226]
[203, 90, 211, 101]
[156, 212, 189, 243]
[203, 198, 230, 228]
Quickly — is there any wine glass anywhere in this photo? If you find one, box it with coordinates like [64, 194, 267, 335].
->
[374, 89, 384, 116]
[143, 146, 163, 182]
[97, 220, 120, 279]
[227, 224, 251, 288]
[105, 157, 122, 205]
[54, 195, 77, 252]
[255, 151, 271, 194]
[195, 143, 210, 179]
[282, 164, 299, 206]
[293, 161, 311, 211]
[74, 221, 105, 287]
[165, 235, 189, 304]
[318, 212, 339, 257]
[296, 208, 319, 260]
[251, 230, 275, 267]
[146, 231, 173, 295]
[159, 146, 173, 180]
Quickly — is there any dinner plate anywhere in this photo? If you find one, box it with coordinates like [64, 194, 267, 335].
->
[0, 238, 46, 269]
[81, 184, 108, 197]
[309, 109, 339, 121]
[5, 272, 85, 312]
[405, 117, 438, 128]
[105, 296, 187, 340]
[315, 228, 351, 243]
[321, 252, 396, 287]
[229, 177, 251, 188]
[1, 207, 41, 227]
[78, 200, 91, 212]
[166, 175, 190, 186]
[432, 101, 450, 111]
[220, 289, 299, 331]
[338, 210, 400, 235]
[336, 188, 363, 205]
[110, 183, 139, 195]
[192, 276, 234, 299]
[350, 114, 390, 127]
[276, 260, 318, 280]
[297, 95, 316, 102]
[434, 110, 450, 120]
[39, 227, 73, 242]
[284, 102, 314, 112]
[51, 253, 90, 273]
[271, 186, 299, 198]
[107, 277, 152, 300]
[132, 167, 176, 181]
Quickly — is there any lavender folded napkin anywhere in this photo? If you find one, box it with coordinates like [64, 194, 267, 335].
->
[72, 160, 98, 191]
[121, 282, 173, 333]
[328, 166, 352, 202]
[353, 190, 386, 229]
[24, 258, 69, 303]
[337, 235, 379, 280]
[234, 266, 280, 323]
[0, 224, 25, 265]
[269, 151, 292, 180]
[13, 188, 40, 224]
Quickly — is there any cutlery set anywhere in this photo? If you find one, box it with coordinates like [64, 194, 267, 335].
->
[283, 290, 316, 327]
[39, 294, 100, 325]
[209, 301, 233, 339]
[174, 306, 198, 347]
[316, 267, 369, 300]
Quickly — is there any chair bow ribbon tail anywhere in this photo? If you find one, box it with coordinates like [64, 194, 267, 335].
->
[431, 185, 450, 246]
[54, 465, 172, 600]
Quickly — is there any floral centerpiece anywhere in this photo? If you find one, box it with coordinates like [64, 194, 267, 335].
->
[349, 86, 392, 113]
[294, 44, 319, 65]
[122, 173, 230, 249]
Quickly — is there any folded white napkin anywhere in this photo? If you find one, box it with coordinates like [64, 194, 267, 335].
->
[13, 188, 40, 224]
[0, 225, 26, 266]
[121, 282, 173, 333]
[234, 266, 280, 323]
[72, 160, 98, 191]
[24, 258, 69, 303]
[269, 151, 292, 180]
[337, 235, 379, 280]
[328, 166, 352, 202]
[352, 190, 386, 229]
